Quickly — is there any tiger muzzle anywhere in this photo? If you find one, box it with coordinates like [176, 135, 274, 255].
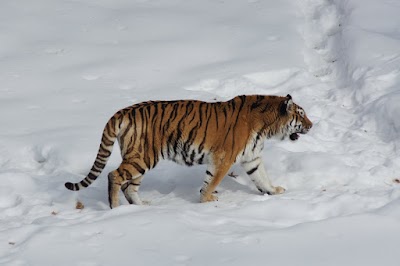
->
[290, 123, 312, 141]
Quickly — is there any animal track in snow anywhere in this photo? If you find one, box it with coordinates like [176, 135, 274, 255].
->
[298, 0, 350, 85]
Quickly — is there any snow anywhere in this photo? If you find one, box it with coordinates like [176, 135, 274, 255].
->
[1, 0, 400, 265]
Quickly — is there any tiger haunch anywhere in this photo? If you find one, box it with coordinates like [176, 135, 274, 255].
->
[65, 94, 312, 208]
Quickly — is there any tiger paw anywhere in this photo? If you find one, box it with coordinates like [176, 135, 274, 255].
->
[200, 193, 218, 203]
[271, 186, 286, 195]
[259, 186, 286, 195]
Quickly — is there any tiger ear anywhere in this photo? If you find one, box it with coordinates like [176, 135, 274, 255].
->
[286, 94, 293, 109]
[279, 95, 293, 115]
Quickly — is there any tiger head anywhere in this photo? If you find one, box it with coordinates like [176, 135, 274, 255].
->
[278, 94, 313, 141]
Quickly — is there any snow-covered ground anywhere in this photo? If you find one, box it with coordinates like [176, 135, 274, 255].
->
[1, 0, 400, 265]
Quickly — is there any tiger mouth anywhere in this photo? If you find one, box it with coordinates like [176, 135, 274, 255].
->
[290, 133, 299, 141]
[290, 129, 309, 141]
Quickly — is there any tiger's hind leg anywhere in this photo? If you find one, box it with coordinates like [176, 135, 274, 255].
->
[121, 176, 144, 205]
[108, 162, 147, 208]
[108, 170, 123, 209]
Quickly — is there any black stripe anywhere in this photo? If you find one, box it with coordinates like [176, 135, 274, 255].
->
[94, 161, 105, 169]
[184, 160, 193, 167]
[90, 166, 101, 173]
[124, 137, 136, 155]
[185, 122, 200, 150]
[222, 124, 233, 147]
[242, 157, 260, 165]
[251, 101, 262, 110]
[252, 133, 262, 152]
[260, 103, 270, 113]
[246, 165, 259, 175]
[131, 162, 146, 175]
[189, 110, 197, 124]
[222, 107, 228, 126]
[81, 180, 89, 187]
[169, 103, 180, 123]
[186, 101, 195, 119]
[238, 95, 246, 111]
[143, 137, 151, 169]
[151, 104, 158, 125]
[150, 104, 159, 168]
[175, 114, 185, 141]
[122, 169, 133, 179]
[99, 145, 111, 157]
[88, 172, 97, 180]
[138, 108, 146, 155]
[198, 153, 205, 164]
[231, 98, 236, 110]
[230, 108, 241, 153]
[108, 117, 115, 132]
[118, 112, 124, 129]
[190, 150, 196, 164]
[159, 103, 167, 132]
[121, 183, 129, 191]
[167, 133, 174, 158]
[198, 108, 212, 153]
[206, 170, 213, 177]
[96, 155, 108, 163]
[117, 168, 124, 177]
[213, 104, 219, 129]
[102, 135, 114, 146]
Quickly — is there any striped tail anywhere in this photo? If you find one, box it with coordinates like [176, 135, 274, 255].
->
[65, 116, 120, 191]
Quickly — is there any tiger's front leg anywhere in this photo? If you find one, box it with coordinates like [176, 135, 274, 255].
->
[241, 157, 285, 195]
[200, 159, 233, 203]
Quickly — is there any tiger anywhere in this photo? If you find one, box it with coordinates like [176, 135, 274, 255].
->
[65, 94, 312, 208]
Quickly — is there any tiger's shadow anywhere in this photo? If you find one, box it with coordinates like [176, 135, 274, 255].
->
[69, 163, 256, 209]
[138, 163, 256, 204]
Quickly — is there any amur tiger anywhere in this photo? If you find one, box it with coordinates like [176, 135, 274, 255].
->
[65, 94, 312, 208]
